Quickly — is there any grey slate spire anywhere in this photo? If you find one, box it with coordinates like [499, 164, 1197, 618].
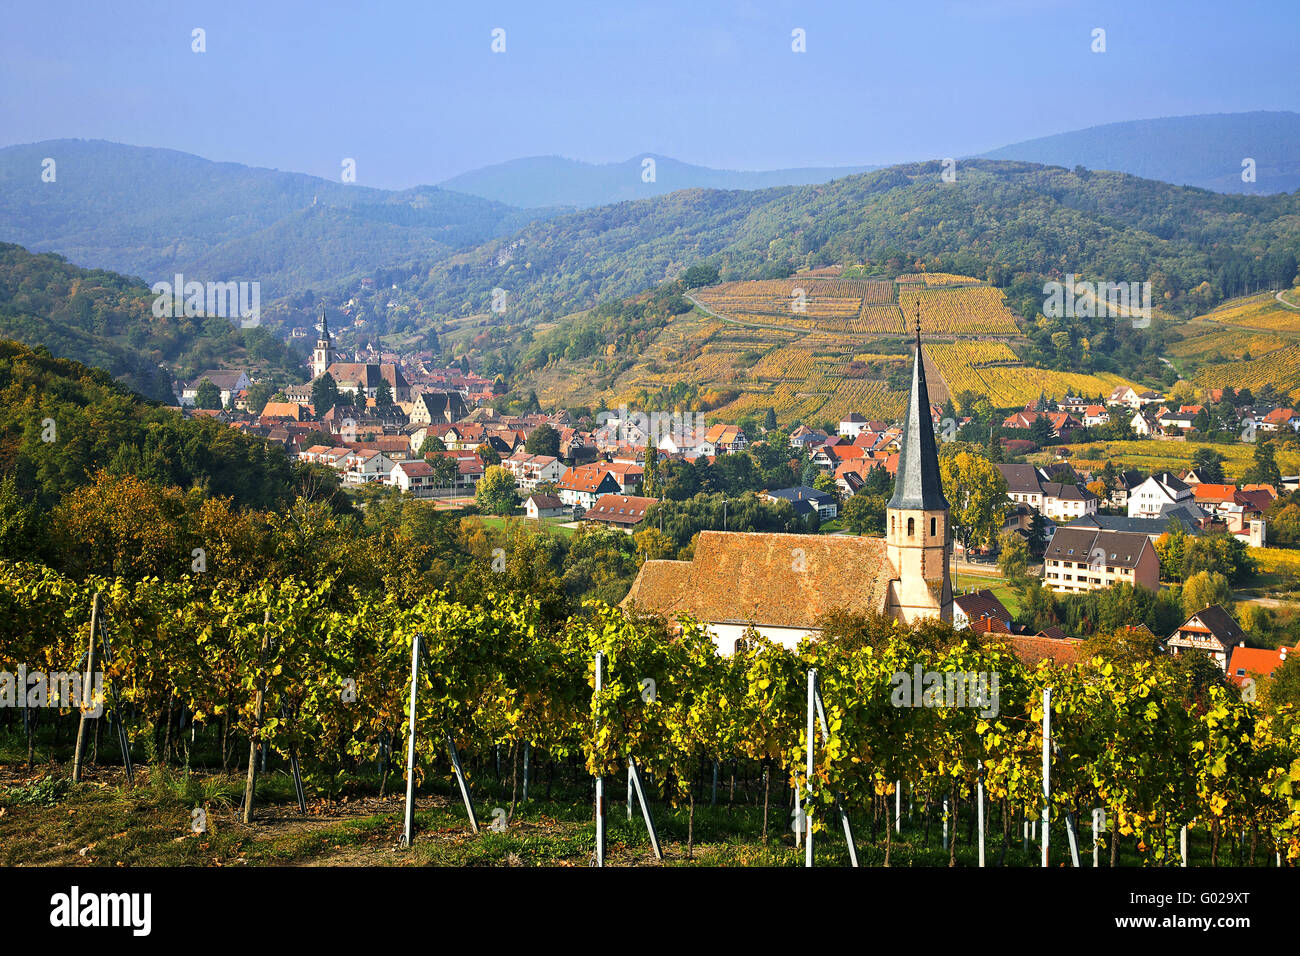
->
[887, 306, 950, 511]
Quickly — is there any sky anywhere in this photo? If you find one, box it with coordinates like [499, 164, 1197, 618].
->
[1, 0, 1297, 190]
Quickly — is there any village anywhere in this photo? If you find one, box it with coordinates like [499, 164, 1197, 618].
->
[165, 314, 1300, 694]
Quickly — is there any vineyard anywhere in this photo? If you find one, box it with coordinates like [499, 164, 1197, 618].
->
[896, 287, 1020, 337]
[2, 561, 1298, 867]
[1195, 343, 1300, 401]
[925, 342, 1137, 407]
[521, 272, 1135, 427]
[1195, 293, 1300, 334]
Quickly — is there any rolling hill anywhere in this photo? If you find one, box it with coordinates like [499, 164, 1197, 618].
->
[390, 159, 1300, 327]
[977, 111, 1300, 195]
[0, 140, 556, 299]
[438, 153, 876, 209]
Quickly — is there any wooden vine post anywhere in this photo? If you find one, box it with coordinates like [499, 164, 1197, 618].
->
[71, 592, 101, 783]
[242, 610, 271, 825]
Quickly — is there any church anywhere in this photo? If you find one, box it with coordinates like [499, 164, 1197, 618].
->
[305, 310, 411, 403]
[622, 323, 952, 653]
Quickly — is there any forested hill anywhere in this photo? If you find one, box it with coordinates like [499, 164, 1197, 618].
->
[0, 139, 556, 299]
[396, 159, 1300, 324]
[0, 243, 304, 402]
[0, 338, 309, 510]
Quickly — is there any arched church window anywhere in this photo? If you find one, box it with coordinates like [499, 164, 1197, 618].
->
[907, 517, 915, 538]
[890, 515, 895, 535]
[931, 517, 937, 537]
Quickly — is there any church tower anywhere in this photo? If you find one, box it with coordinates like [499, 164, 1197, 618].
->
[885, 311, 952, 624]
[313, 308, 336, 379]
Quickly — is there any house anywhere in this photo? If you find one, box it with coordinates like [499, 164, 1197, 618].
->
[1166, 604, 1248, 672]
[789, 425, 827, 449]
[524, 493, 567, 520]
[834, 459, 879, 498]
[990, 633, 1085, 668]
[1227, 643, 1294, 687]
[621, 327, 953, 653]
[839, 413, 869, 439]
[762, 486, 837, 521]
[1108, 386, 1162, 409]
[390, 460, 437, 497]
[1259, 407, 1300, 432]
[180, 370, 251, 408]
[953, 590, 1013, 634]
[1083, 405, 1110, 427]
[1067, 507, 1208, 542]
[408, 389, 468, 425]
[500, 452, 564, 492]
[1129, 410, 1156, 437]
[601, 461, 644, 495]
[1040, 482, 1099, 523]
[557, 465, 622, 510]
[997, 463, 1049, 510]
[585, 494, 657, 532]
[1127, 472, 1194, 518]
[343, 451, 396, 485]
[704, 423, 748, 453]
[260, 402, 310, 421]
[1110, 470, 1146, 509]
[1042, 527, 1159, 594]
[811, 444, 868, 472]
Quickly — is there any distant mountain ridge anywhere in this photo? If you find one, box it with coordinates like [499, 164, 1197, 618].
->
[437, 153, 877, 209]
[0, 139, 553, 300]
[976, 111, 1300, 195]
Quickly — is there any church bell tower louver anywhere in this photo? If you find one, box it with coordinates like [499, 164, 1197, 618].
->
[885, 308, 952, 624]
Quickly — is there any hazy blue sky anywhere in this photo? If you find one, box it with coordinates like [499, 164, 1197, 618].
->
[2, 0, 1296, 189]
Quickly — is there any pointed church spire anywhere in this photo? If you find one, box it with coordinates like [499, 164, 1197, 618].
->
[319, 306, 330, 342]
[888, 302, 949, 511]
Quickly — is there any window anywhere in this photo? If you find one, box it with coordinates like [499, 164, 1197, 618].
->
[907, 517, 915, 538]
[930, 517, 937, 537]
[891, 515, 895, 535]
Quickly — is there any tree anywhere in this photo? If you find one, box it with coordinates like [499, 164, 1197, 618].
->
[525, 423, 561, 458]
[245, 382, 275, 417]
[634, 527, 674, 561]
[812, 471, 840, 503]
[194, 379, 223, 410]
[681, 262, 719, 288]
[1191, 446, 1225, 483]
[642, 435, 657, 498]
[476, 465, 518, 515]
[375, 380, 394, 406]
[1245, 439, 1282, 487]
[476, 443, 501, 468]
[763, 407, 777, 432]
[419, 435, 447, 458]
[996, 529, 1031, 587]
[1181, 570, 1233, 616]
[311, 373, 340, 416]
[939, 451, 1010, 552]
[428, 455, 459, 492]
[1029, 414, 1055, 447]
[840, 492, 887, 535]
